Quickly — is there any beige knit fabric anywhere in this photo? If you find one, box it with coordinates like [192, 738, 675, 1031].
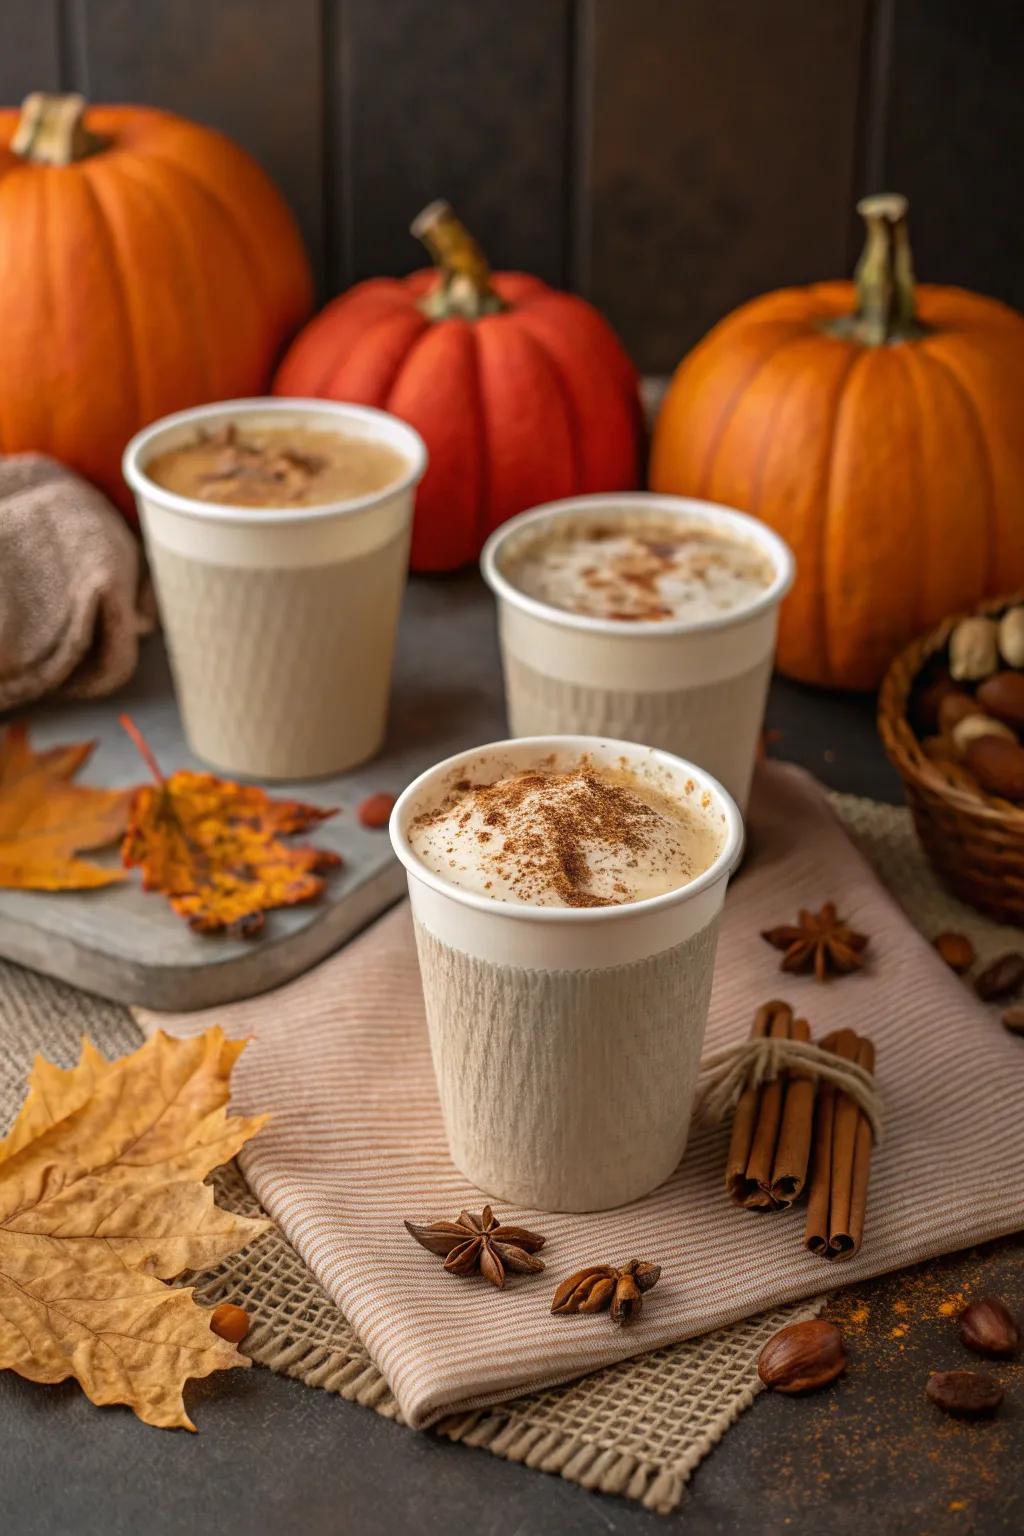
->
[502, 651, 773, 809]
[0, 454, 152, 708]
[413, 916, 720, 1210]
[136, 762, 1024, 1434]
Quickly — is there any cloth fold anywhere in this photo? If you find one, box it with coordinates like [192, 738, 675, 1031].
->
[0, 453, 152, 708]
[137, 762, 1024, 1429]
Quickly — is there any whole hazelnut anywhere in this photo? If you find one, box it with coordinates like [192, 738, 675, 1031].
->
[937, 691, 981, 735]
[950, 713, 1016, 758]
[933, 931, 975, 973]
[949, 616, 999, 681]
[757, 1319, 846, 1394]
[958, 1296, 1020, 1358]
[998, 606, 1024, 668]
[966, 736, 1024, 801]
[976, 671, 1024, 730]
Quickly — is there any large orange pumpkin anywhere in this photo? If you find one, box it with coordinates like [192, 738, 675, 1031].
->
[275, 201, 642, 571]
[651, 195, 1024, 690]
[0, 93, 312, 516]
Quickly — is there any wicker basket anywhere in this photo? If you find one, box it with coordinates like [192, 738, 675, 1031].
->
[878, 591, 1024, 927]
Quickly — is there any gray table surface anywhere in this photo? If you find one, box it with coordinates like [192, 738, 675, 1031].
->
[4, 573, 1021, 1536]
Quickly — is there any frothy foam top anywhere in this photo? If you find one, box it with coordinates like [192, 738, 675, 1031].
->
[500, 512, 775, 624]
[406, 759, 723, 909]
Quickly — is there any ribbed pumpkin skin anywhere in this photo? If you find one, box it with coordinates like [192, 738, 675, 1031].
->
[0, 105, 312, 516]
[274, 271, 641, 571]
[650, 281, 1024, 690]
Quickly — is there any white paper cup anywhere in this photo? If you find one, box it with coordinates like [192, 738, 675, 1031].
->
[124, 399, 427, 780]
[390, 736, 743, 1212]
[481, 494, 795, 811]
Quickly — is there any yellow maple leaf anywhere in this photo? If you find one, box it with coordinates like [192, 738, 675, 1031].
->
[0, 1028, 270, 1429]
[0, 722, 131, 889]
[119, 716, 340, 936]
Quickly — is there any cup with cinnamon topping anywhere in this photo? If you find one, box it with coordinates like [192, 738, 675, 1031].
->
[124, 398, 426, 779]
[390, 735, 743, 1212]
[481, 494, 794, 811]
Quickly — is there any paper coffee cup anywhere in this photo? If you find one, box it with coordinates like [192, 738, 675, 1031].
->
[124, 399, 426, 780]
[390, 736, 743, 1212]
[481, 494, 795, 811]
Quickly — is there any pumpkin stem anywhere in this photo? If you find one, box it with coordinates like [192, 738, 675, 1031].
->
[825, 193, 929, 346]
[411, 200, 506, 320]
[11, 93, 109, 166]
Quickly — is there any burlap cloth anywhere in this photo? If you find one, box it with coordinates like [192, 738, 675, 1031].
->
[2, 774, 1021, 1514]
[0, 454, 152, 709]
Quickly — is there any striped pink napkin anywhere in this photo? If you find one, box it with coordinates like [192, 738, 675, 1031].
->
[137, 762, 1024, 1428]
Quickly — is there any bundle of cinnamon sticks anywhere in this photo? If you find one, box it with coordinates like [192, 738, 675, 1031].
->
[725, 1001, 877, 1260]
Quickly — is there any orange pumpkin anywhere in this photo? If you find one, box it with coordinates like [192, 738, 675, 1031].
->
[651, 195, 1024, 690]
[275, 201, 642, 571]
[0, 93, 312, 517]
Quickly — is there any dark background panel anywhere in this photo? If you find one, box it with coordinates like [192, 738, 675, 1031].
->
[1, 0, 1023, 368]
[882, 0, 1024, 311]
[334, 0, 572, 290]
[67, 0, 327, 290]
[577, 0, 870, 371]
[0, 0, 60, 100]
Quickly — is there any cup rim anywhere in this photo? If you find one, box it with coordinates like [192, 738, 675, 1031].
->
[122, 397, 428, 526]
[389, 734, 744, 925]
[480, 492, 795, 638]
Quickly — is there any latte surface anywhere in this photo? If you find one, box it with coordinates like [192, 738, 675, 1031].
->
[501, 513, 775, 624]
[146, 423, 408, 508]
[407, 759, 722, 909]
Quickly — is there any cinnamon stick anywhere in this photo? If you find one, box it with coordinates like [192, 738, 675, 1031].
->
[769, 1015, 815, 1207]
[726, 1001, 817, 1211]
[804, 1029, 877, 1259]
[725, 1002, 775, 1208]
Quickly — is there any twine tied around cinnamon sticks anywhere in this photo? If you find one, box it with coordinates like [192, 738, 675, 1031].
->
[697, 1001, 880, 1261]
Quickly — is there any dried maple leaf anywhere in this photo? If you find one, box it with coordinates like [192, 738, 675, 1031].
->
[0, 1027, 269, 1430]
[119, 716, 340, 936]
[0, 722, 131, 890]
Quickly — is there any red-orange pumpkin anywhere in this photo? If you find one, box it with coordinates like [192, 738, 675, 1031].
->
[651, 195, 1024, 690]
[0, 93, 312, 516]
[275, 201, 642, 570]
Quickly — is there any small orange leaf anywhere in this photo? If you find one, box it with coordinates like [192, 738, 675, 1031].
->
[0, 723, 131, 890]
[119, 716, 341, 936]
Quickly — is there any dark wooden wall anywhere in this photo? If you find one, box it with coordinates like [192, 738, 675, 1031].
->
[3, 0, 1021, 371]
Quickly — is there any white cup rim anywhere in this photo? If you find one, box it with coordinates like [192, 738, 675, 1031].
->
[389, 734, 744, 925]
[122, 397, 428, 526]
[480, 492, 795, 637]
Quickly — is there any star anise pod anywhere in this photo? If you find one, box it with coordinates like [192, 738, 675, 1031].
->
[761, 901, 869, 982]
[551, 1259, 662, 1326]
[404, 1205, 545, 1289]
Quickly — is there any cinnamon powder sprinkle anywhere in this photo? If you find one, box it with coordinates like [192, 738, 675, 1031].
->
[409, 764, 717, 909]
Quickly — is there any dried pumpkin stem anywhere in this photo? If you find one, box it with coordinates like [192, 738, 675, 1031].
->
[11, 93, 109, 166]
[411, 199, 506, 321]
[825, 192, 929, 347]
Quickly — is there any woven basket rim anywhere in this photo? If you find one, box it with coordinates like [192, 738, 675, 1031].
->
[878, 589, 1024, 826]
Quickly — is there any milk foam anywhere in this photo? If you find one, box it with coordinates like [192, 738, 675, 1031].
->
[502, 513, 775, 624]
[407, 760, 723, 909]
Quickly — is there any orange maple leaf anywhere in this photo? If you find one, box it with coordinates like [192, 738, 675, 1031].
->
[120, 716, 341, 936]
[0, 723, 131, 890]
[0, 1027, 269, 1430]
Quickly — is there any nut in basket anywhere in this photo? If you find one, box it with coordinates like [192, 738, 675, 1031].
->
[878, 593, 1024, 927]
